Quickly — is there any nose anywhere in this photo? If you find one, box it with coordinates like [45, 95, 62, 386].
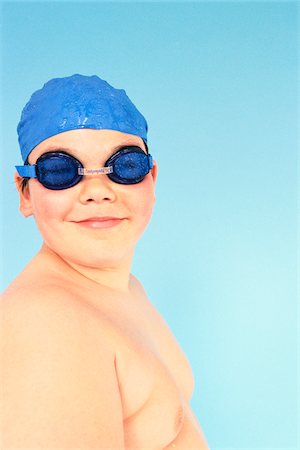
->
[78, 175, 117, 204]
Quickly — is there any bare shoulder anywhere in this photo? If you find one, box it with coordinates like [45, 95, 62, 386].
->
[1, 282, 125, 448]
[2, 282, 91, 344]
[129, 272, 147, 296]
[1, 281, 118, 390]
[2, 279, 109, 333]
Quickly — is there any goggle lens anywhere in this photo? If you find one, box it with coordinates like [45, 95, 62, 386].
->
[107, 150, 151, 184]
[36, 153, 82, 190]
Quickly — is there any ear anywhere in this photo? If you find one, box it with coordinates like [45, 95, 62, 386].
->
[150, 160, 158, 205]
[14, 172, 33, 217]
[150, 159, 158, 185]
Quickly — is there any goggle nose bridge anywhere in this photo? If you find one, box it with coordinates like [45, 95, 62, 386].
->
[78, 166, 114, 176]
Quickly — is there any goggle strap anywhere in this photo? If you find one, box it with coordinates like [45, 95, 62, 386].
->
[149, 155, 153, 169]
[15, 165, 37, 178]
[78, 166, 113, 175]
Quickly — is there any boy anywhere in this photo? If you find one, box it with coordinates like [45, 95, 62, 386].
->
[1, 74, 209, 449]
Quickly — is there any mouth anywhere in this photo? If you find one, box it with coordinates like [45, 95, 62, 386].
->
[74, 217, 125, 229]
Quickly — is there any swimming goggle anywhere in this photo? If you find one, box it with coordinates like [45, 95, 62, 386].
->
[16, 146, 153, 190]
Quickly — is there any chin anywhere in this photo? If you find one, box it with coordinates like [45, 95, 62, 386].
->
[48, 240, 134, 269]
[77, 253, 131, 269]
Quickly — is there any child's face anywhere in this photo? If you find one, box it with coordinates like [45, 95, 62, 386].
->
[17, 129, 157, 268]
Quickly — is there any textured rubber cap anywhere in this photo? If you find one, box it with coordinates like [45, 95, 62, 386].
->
[17, 74, 148, 162]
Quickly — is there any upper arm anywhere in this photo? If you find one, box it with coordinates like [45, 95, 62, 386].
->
[1, 292, 125, 449]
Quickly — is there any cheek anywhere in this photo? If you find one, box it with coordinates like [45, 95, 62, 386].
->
[127, 181, 155, 228]
[30, 184, 72, 226]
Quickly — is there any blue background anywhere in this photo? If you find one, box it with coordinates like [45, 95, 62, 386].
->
[1, 2, 298, 449]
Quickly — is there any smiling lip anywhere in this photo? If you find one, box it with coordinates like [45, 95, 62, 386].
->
[74, 217, 125, 229]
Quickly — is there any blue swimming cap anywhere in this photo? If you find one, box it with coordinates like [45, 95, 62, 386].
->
[17, 74, 148, 162]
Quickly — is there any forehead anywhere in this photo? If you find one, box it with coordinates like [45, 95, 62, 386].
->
[28, 129, 146, 163]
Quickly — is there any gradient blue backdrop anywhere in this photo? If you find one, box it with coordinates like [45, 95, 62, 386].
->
[1, 2, 298, 449]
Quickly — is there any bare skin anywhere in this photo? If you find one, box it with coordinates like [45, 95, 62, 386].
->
[1, 245, 209, 449]
[1, 129, 209, 449]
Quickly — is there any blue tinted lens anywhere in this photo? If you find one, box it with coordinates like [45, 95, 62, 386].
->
[107, 148, 150, 184]
[36, 153, 82, 190]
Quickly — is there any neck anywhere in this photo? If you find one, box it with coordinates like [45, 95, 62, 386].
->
[40, 243, 133, 294]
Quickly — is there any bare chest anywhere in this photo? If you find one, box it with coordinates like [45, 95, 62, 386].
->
[83, 291, 195, 449]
